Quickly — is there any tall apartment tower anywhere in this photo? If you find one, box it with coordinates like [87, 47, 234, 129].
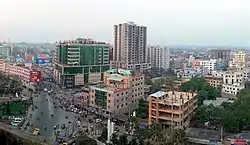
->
[113, 21, 150, 72]
[149, 45, 170, 70]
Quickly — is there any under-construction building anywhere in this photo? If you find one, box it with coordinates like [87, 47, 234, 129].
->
[148, 91, 197, 128]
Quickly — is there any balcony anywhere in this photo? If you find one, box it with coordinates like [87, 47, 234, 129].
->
[68, 51, 79, 54]
[68, 54, 80, 57]
[68, 47, 80, 50]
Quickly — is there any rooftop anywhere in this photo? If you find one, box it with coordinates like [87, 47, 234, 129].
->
[186, 128, 221, 141]
[150, 91, 197, 106]
[55, 38, 109, 46]
[106, 68, 132, 76]
[203, 97, 233, 107]
[90, 84, 128, 93]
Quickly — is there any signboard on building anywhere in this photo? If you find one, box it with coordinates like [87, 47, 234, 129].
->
[25, 53, 34, 63]
[36, 58, 50, 64]
[30, 70, 41, 83]
[233, 139, 247, 145]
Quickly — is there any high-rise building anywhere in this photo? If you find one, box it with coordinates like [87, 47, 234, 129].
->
[210, 49, 231, 59]
[148, 45, 170, 70]
[112, 21, 150, 72]
[0, 44, 10, 58]
[53, 38, 110, 88]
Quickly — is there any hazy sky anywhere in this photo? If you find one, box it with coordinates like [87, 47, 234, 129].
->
[1, 0, 250, 46]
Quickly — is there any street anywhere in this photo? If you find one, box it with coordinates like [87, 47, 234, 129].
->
[26, 81, 76, 138]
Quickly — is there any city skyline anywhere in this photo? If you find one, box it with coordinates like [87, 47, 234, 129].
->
[1, 0, 250, 46]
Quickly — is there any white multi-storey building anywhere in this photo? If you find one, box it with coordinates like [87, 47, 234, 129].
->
[222, 71, 245, 95]
[200, 59, 217, 71]
[113, 21, 150, 72]
[148, 45, 170, 70]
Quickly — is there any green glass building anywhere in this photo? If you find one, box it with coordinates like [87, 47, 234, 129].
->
[54, 38, 110, 88]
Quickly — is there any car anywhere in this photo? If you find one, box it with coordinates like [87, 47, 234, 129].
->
[96, 119, 102, 123]
[10, 121, 20, 127]
[44, 88, 47, 92]
[61, 124, 65, 129]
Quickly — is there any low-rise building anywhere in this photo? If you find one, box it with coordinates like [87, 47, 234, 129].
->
[89, 68, 144, 115]
[203, 97, 233, 107]
[215, 59, 228, 71]
[177, 68, 202, 79]
[204, 75, 223, 89]
[148, 91, 197, 128]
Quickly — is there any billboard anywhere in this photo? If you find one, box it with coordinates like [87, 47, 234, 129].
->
[15, 57, 25, 63]
[37, 54, 49, 59]
[25, 53, 34, 63]
[36, 58, 50, 64]
[30, 70, 41, 83]
[233, 139, 247, 145]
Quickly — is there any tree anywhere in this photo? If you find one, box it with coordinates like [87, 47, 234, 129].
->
[111, 134, 119, 145]
[119, 134, 128, 145]
[98, 127, 107, 143]
[76, 135, 97, 145]
[136, 99, 148, 119]
[180, 77, 220, 105]
[145, 79, 153, 85]
[129, 138, 137, 145]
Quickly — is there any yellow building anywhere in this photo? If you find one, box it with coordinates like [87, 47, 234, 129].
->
[205, 75, 223, 89]
[233, 51, 246, 64]
[148, 91, 197, 128]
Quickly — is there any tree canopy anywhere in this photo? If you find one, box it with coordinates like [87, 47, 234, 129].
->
[180, 77, 220, 105]
[195, 88, 250, 133]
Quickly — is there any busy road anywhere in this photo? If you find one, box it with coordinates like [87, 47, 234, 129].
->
[26, 81, 76, 138]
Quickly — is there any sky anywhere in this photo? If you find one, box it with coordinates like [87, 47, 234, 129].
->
[0, 0, 250, 46]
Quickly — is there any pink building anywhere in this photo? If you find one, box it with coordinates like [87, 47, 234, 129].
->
[0, 59, 41, 85]
[89, 69, 145, 116]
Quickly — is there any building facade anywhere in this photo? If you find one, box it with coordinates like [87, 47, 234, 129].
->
[205, 75, 223, 89]
[215, 59, 228, 71]
[148, 91, 197, 128]
[210, 49, 231, 59]
[148, 45, 170, 70]
[0, 60, 41, 85]
[222, 71, 245, 95]
[53, 38, 110, 88]
[0, 44, 10, 58]
[229, 51, 246, 70]
[113, 22, 150, 72]
[89, 69, 144, 115]
[177, 68, 203, 79]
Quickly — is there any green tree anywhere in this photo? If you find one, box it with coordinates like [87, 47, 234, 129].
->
[136, 99, 148, 119]
[129, 138, 137, 145]
[98, 127, 107, 143]
[145, 79, 153, 85]
[111, 134, 119, 145]
[76, 135, 97, 145]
